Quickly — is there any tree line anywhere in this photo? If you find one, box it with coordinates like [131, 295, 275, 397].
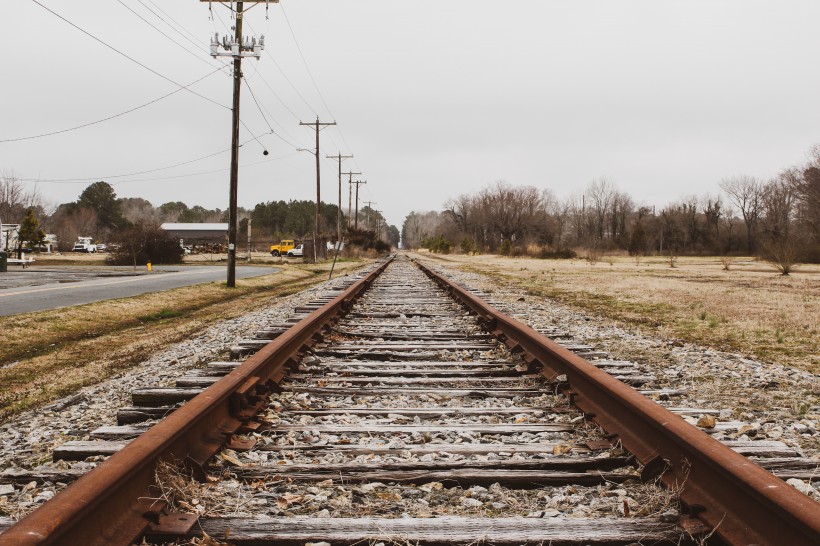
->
[402, 145, 820, 270]
[1, 177, 399, 261]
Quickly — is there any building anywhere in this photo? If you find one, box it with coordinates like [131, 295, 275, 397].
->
[160, 223, 228, 248]
[1, 224, 20, 252]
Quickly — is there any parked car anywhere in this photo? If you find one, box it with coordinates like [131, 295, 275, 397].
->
[286, 244, 304, 257]
[72, 242, 97, 253]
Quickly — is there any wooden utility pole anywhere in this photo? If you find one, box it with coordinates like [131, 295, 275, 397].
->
[343, 171, 361, 228]
[300, 117, 336, 262]
[374, 209, 384, 240]
[226, 2, 244, 286]
[247, 217, 252, 262]
[326, 153, 353, 244]
[352, 180, 367, 230]
[201, 0, 271, 286]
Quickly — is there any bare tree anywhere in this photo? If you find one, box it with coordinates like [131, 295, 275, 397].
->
[120, 197, 158, 225]
[52, 207, 98, 251]
[0, 172, 43, 224]
[478, 181, 543, 247]
[760, 176, 800, 274]
[585, 178, 616, 240]
[719, 176, 763, 254]
[401, 211, 441, 249]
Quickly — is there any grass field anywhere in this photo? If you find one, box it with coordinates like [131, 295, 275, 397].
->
[415, 252, 820, 374]
[0, 259, 370, 422]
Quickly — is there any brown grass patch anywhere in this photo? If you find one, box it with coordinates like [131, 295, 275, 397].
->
[0, 260, 369, 422]
[412, 253, 820, 373]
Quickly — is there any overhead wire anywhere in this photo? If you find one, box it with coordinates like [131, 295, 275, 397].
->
[245, 18, 319, 117]
[19, 135, 268, 183]
[106, 151, 300, 185]
[30, 0, 230, 111]
[0, 68, 223, 143]
[242, 78, 304, 149]
[115, 0, 214, 66]
[278, 1, 335, 119]
[276, 2, 363, 173]
[21, 2, 282, 156]
[141, 0, 214, 54]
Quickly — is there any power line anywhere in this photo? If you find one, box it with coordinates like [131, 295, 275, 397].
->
[247, 64, 302, 123]
[247, 70, 310, 144]
[0, 68, 223, 143]
[244, 19, 319, 116]
[277, 5, 364, 178]
[141, 0, 213, 54]
[28, 150, 298, 186]
[109, 151, 299, 185]
[276, 2, 361, 173]
[18, 135, 268, 183]
[30, 0, 229, 111]
[242, 76, 301, 148]
[115, 0, 213, 66]
[278, 2, 334, 118]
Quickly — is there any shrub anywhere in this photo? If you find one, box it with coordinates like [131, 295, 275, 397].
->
[422, 235, 451, 254]
[499, 240, 511, 256]
[108, 222, 184, 266]
[346, 227, 390, 253]
[539, 247, 577, 259]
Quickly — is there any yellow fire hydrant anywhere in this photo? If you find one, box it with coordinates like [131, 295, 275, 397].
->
[146, 261, 152, 272]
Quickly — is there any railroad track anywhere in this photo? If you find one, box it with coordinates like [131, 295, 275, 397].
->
[0, 255, 817, 545]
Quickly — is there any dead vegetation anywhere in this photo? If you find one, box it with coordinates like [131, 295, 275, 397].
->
[417, 253, 819, 373]
[0, 260, 370, 422]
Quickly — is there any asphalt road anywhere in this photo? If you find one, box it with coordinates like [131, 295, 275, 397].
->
[0, 265, 279, 316]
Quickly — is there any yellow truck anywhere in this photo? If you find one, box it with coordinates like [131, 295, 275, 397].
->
[269, 239, 296, 257]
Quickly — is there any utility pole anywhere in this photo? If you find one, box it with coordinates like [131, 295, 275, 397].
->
[352, 180, 367, 230]
[300, 117, 336, 262]
[364, 201, 377, 231]
[374, 209, 383, 240]
[247, 217, 252, 262]
[326, 153, 353, 244]
[204, 0, 269, 287]
[343, 171, 361, 229]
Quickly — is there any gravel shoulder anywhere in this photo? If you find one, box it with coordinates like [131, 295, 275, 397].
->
[0, 256, 816, 523]
[412, 255, 819, 461]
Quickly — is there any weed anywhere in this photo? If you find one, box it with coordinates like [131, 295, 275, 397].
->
[138, 308, 184, 322]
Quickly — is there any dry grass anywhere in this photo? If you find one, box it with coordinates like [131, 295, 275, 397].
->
[0, 260, 370, 422]
[412, 252, 820, 373]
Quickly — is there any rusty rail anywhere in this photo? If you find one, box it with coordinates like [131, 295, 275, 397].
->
[417, 261, 820, 546]
[0, 258, 393, 546]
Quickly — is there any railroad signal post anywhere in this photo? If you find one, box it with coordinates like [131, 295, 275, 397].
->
[202, 0, 271, 287]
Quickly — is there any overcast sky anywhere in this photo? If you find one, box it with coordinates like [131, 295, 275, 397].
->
[2, 1, 819, 228]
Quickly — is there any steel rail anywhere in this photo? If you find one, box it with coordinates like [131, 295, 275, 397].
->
[417, 261, 820, 546]
[0, 258, 393, 546]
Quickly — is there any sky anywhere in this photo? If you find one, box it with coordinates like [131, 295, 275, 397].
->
[2, 1, 819, 229]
